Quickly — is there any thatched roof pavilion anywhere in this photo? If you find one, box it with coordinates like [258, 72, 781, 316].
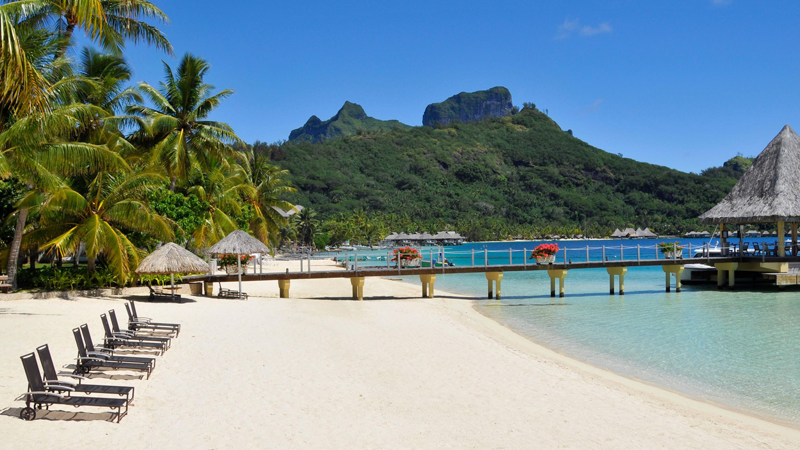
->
[137, 243, 210, 274]
[208, 230, 270, 297]
[699, 125, 800, 256]
[136, 243, 210, 299]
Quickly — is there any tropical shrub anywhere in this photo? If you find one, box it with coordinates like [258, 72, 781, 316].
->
[391, 247, 421, 261]
[218, 254, 253, 268]
[658, 242, 684, 253]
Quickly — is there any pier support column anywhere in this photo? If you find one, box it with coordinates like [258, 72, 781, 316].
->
[420, 274, 437, 298]
[278, 279, 290, 298]
[547, 269, 568, 298]
[606, 267, 627, 295]
[662, 265, 685, 293]
[485, 272, 503, 299]
[778, 221, 786, 257]
[715, 263, 738, 290]
[792, 223, 798, 256]
[350, 277, 365, 300]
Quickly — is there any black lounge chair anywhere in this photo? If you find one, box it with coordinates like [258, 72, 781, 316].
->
[148, 283, 181, 302]
[36, 344, 135, 403]
[73, 328, 153, 379]
[218, 282, 248, 300]
[19, 352, 128, 422]
[108, 310, 171, 350]
[80, 324, 156, 370]
[753, 242, 761, 255]
[128, 301, 181, 336]
[100, 314, 167, 355]
[124, 302, 180, 337]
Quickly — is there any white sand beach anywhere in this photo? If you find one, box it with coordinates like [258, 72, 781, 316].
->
[1, 260, 799, 449]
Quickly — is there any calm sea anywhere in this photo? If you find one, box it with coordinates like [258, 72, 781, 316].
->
[360, 238, 800, 424]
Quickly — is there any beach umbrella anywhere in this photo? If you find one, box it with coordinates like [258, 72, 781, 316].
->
[207, 230, 270, 297]
[136, 243, 210, 299]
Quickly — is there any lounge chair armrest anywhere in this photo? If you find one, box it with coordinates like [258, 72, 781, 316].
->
[87, 351, 110, 359]
[58, 373, 87, 381]
[23, 391, 67, 399]
[129, 319, 151, 324]
[45, 383, 75, 391]
[48, 378, 78, 386]
[94, 346, 114, 353]
[134, 316, 153, 321]
[111, 332, 134, 338]
[77, 356, 107, 363]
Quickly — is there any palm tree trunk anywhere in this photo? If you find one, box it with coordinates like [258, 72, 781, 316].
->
[87, 256, 95, 273]
[169, 176, 177, 191]
[6, 208, 28, 290]
[55, 11, 77, 59]
[28, 246, 38, 271]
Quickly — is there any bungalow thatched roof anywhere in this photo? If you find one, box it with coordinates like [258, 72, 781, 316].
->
[610, 228, 624, 237]
[700, 125, 800, 224]
[207, 230, 270, 255]
[639, 228, 657, 238]
[136, 243, 210, 275]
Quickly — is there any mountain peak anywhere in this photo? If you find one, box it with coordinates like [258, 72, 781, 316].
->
[288, 101, 409, 143]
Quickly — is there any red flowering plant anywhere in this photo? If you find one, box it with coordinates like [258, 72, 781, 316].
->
[391, 247, 421, 261]
[218, 253, 253, 268]
[530, 243, 560, 259]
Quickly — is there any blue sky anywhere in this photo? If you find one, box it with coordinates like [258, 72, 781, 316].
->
[93, 0, 800, 172]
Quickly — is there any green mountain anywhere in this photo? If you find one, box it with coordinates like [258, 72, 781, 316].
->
[422, 86, 513, 127]
[288, 101, 410, 143]
[267, 105, 744, 238]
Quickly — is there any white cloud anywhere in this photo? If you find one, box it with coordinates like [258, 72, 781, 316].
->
[580, 23, 613, 36]
[580, 98, 605, 115]
[557, 18, 612, 39]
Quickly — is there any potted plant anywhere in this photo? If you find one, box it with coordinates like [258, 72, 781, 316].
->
[530, 243, 559, 264]
[218, 253, 253, 274]
[659, 242, 684, 259]
[391, 247, 422, 268]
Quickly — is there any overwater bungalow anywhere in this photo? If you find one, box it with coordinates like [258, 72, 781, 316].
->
[610, 229, 625, 238]
[699, 125, 800, 258]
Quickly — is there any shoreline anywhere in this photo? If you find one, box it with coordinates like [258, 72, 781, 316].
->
[464, 294, 800, 434]
[2, 262, 799, 448]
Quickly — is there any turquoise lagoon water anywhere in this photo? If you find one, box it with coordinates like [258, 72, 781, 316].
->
[381, 239, 800, 424]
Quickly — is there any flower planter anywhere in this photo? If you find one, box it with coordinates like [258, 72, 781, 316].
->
[535, 255, 556, 264]
[223, 263, 249, 274]
[663, 250, 683, 259]
[399, 259, 421, 268]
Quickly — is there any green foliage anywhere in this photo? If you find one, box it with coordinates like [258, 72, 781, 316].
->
[423, 86, 512, 127]
[0, 178, 23, 247]
[275, 108, 744, 238]
[313, 232, 330, 250]
[149, 188, 209, 242]
[17, 266, 123, 291]
[139, 273, 184, 286]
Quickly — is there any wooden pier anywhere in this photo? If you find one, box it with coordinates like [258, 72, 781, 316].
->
[186, 254, 800, 300]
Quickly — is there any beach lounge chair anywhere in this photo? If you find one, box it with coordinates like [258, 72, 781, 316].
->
[73, 328, 153, 379]
[753, 242, 761, 255]
[124, 302, 180, 337]
[19, 352, 128, 422]
[99, 314, 167, 355]
[148, 283, 181, 302]
[36, 344, 135, 403]
[218, 282, 248, 300]
[108, 310, 172, 349]
[80, 324, 156, 370]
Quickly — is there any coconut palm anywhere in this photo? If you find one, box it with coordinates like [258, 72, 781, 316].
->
[241, 148, 296, 247]
[293, 207, 318, 247]
[25, 169, 173, 281]
[184, 157, 252, 250]
[128, 53, 241, 189]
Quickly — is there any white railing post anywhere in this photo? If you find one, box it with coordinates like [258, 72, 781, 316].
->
[602, 246, 606, 261]
[564, 247, 568, 264]
[430, 249, 434, 268]
[586, 245, 589, 263]
[484, 248, 488, 267]
[637, 244, 640, 261]
[620, 244, 624, 261]
[524, 248, 527, 268]
[509, 248, 513, 265]
[672, 243, 676, 261]
[688, 243, 692, 258]
[355, 252, 358, 271]
[387, 251, 391, 268]
[471, 249, 475, 266]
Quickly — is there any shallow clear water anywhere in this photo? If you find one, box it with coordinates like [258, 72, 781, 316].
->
[390, 240, 800, 424]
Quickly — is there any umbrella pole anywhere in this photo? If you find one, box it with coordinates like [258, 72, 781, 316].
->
[238, 253, 242, 297]
[171, 273, 175, 299]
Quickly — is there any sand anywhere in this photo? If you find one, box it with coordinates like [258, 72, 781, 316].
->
[1, 259, 799, 449]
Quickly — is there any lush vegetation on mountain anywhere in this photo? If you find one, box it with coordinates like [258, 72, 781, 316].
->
[288, 101, 410, 143]
[266, 106, 745, 241]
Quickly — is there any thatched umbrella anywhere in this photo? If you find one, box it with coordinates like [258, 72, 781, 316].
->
[207, 230, 270, 296]
[699, 125, 800, 255]
[136, 243, 210, 299]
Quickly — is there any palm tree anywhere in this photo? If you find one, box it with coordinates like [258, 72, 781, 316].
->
[293, 208, 318, 247]
[184, 157, 250, 250]
[241, 148, 296, 247]
[26, 169, 173, 281]
[128, 53, 241, 189]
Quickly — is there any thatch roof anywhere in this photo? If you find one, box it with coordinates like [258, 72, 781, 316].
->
[207, 230, 270, 255]
[700, 125, 800, 223]
[639, 228, 657, 238]
[273, 205, 304, 218]
[136, 243, 210, 275]
[610, 228, 624, 237]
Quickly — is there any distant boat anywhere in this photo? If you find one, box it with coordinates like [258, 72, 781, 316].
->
[421, 258, 455, 268]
